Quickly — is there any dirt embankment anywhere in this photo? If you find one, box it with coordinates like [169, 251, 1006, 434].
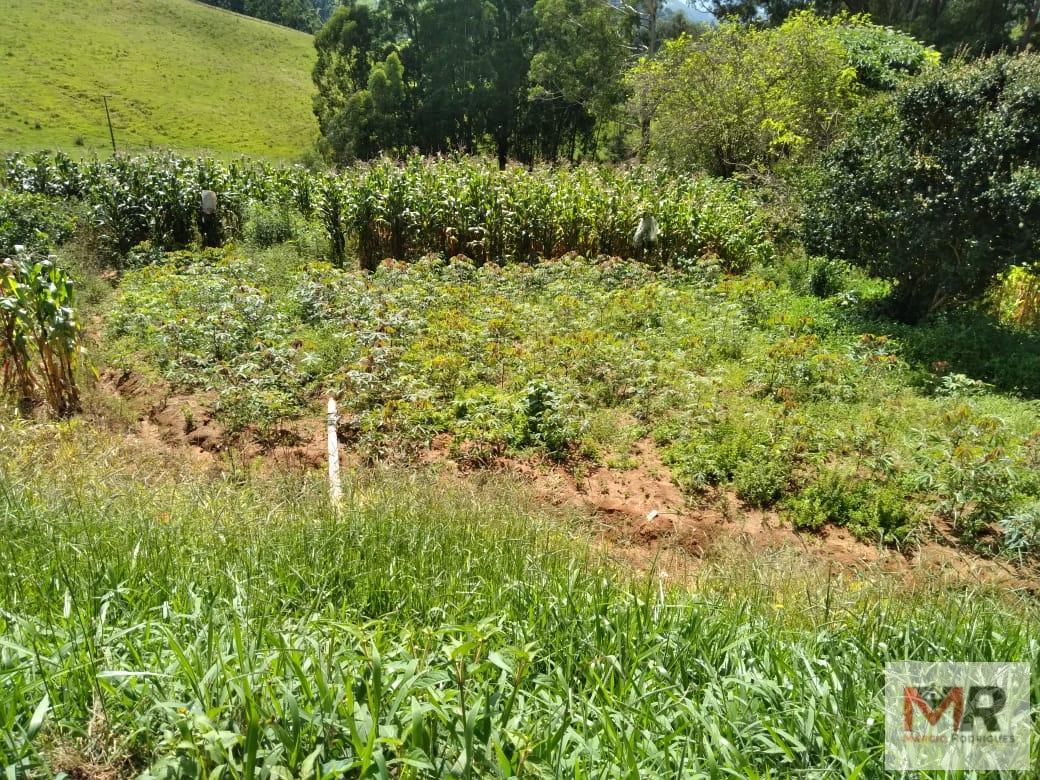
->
[101, 372, 1037, 592]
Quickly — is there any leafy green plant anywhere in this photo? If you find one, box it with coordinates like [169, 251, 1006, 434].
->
[1001, 501, 1040, 560]
[243, 200, 295, 248]
[515, 379, 576, 460]
[833, 19, 939, 90]
[0, 252, 81, 415]
[919, 405, 1017, 541]
[733, 455, 789, 508]
[989, 264, 1040, 329]
[0, 190, 76, 256]
[804, 53, 1040, 321]
[787, 469, 857, 531]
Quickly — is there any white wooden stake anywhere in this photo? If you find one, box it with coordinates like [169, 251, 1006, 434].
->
[327, 396, 342, 509]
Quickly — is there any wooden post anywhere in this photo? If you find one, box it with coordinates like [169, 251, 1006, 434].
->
[327, 396, 342, 509]
[102, 95, 117, 155]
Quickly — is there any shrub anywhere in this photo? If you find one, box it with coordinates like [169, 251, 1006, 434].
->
[635, 12, 859, 175]
[787, 469, 856, 531]
[0, 190, 76, 255]
[807, 256, 851, 298]
[514, 379, 576, 460]
[1001, 501, 1040, 560]
[733, 456, 789, 507]
[804, 53, 1040, 321]
[848, 483, 917, 545]
[919, 404, 1017, 541]
[632, 13, 934, 176]
[989, 264, 1040, 329]
[833, 21, 939, 90]
[244, 201, 295, 247]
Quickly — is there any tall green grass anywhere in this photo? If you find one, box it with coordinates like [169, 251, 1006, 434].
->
[1, 418, 1037, 778]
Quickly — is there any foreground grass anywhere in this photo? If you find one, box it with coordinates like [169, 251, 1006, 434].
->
[0, 0, 316, 158]
[1, 416, 1038, 778]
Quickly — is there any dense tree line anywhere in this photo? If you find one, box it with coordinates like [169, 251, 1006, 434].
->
[199, 0, 338, 32]
[310, 4, 933, 167]
[311, 0, 694, 165]
[706, 0, 1039, 55]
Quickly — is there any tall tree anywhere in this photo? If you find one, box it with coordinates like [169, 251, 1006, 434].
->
[312, 0, 634, 164]
[527, 0, 635, 160]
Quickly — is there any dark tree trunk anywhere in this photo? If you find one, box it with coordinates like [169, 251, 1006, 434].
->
[1020, 0, 1040, 50]
[496, 135, 509, 171]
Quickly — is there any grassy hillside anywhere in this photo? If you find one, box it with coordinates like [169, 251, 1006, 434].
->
[0, 0, 317, 158]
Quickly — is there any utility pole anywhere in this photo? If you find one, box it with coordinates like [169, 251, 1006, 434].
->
[102, 95, 117, 155]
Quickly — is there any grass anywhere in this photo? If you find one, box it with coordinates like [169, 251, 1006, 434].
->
[0, 0, 317, 159]
[102, 246, 1040, 555]
[1, 414, 1038, 778]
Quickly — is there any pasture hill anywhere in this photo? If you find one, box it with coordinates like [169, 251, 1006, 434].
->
[0, 0, 317, 158]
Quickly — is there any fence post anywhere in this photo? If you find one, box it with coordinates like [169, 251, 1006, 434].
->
[327, 396, 342, 510]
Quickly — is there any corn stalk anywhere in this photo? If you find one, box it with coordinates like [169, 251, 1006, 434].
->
[0, 253, 81, 415]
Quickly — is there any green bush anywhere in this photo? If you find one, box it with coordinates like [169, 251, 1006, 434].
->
[515, 379, 576, 460]
[0, 190, 76, 255]
[787, 469, 856, 531]
[834, 20, 939, 90]
[1002, 501, 1040, 560]
[733, 456, 789, 507]
[806, 256, 851, 298]
[243, 201, 296, 248]
[919, 404, 1018, 541]
[632, 12, 935, 176]
[849, 483, 917, 544]
[804, 53, 1040, 321]
[788, 470, 917, 542]
[635, 12, 858, 175]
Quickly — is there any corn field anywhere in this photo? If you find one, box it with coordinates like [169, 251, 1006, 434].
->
[2, 152, 773, 272]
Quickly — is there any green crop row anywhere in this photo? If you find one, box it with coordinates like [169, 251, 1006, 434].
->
[103, 249, 1040, 557]
[2, 152, 773, 272]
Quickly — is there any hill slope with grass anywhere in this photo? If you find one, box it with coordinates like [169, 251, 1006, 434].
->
[0, 0, 317, 158]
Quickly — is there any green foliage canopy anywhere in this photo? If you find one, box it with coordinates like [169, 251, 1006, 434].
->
[634, 12, 861, 175]
[312, 0, 645, 164]
[804, 52, 1040, 320]
[631, 12, 934, 175]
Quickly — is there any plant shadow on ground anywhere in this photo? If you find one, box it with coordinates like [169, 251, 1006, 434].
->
[838, 298, 1040, 399]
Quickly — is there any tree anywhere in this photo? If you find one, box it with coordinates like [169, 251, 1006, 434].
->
[803, 53, 1040, 321]
[198, 0, 321, 32]
[526, 0, 635, 159]
[313, 3, 385, 160]
[312, 0, 638, 165]
[631, 12, 863, 175]
[700, 0, 1040, 56]
[322, 52, 408, 160]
